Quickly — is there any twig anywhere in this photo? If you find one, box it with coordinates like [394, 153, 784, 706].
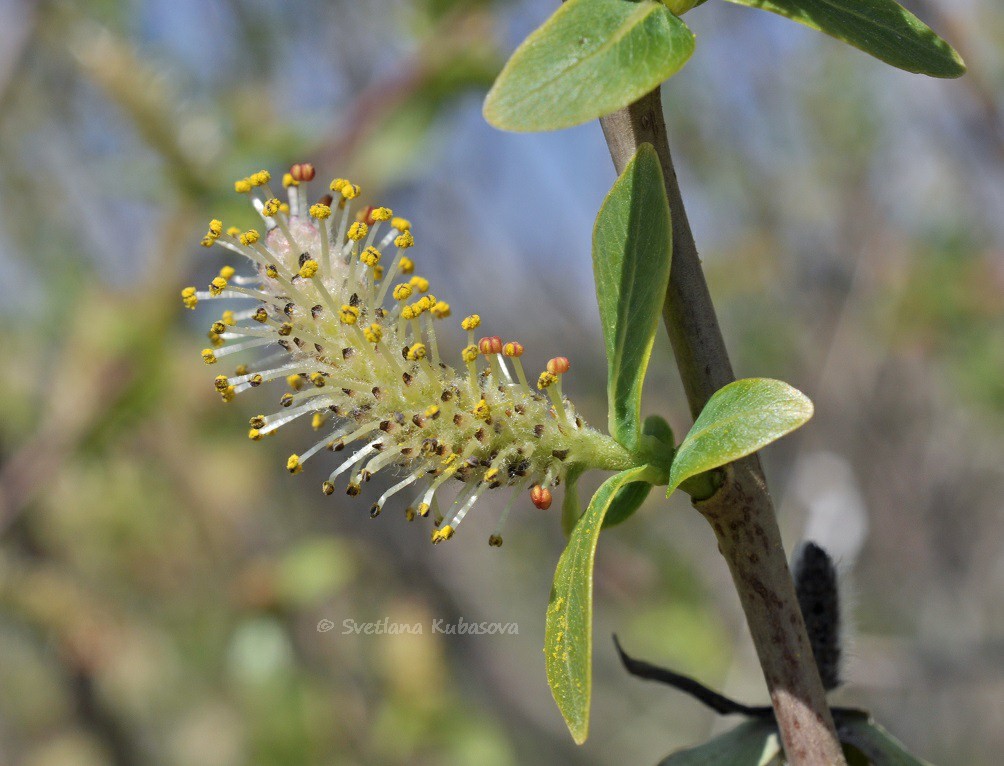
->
[599, 89, 846, 764]
[613, 634, 772, 718]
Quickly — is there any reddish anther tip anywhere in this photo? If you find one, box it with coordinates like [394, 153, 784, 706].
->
[502, 341, 524, 358]
[546, 356, 570, 375]
[479, 336, 503, 355]
[530, 485, 552, 510]
[360, 205, 376, 225]
[290, 163, 315, 182]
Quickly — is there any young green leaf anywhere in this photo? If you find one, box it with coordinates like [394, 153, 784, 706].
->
[658, 719, 782, 765]
[836, 716, 936, 766]
[593, 144, 672, 451]
[560, 463, 588, 536]
[666, 378, 813, 497]
[545, 464, 657, 743]
[721, 0, 965, 78]
[602, 415, 674, 528]
[483, 0, 695, 132]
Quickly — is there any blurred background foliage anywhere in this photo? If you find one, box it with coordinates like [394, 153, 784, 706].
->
[0, 0, 1002, 763]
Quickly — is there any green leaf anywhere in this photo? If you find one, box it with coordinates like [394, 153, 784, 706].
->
[601, 481, 652, 529]
[561, 464, 588, 536]
[836, 716, 936, 766]
[545, 464, 656, 743]
[721, 0, 965, 78]
[483, 0, 695, 132]
[602, 415, 674, 528]
[658, 719, 782, 765]
[667, 378, 813, 496]
[593, 144, 672, 451]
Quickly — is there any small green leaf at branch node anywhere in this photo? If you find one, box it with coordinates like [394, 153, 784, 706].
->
[666, 378, 814, 497]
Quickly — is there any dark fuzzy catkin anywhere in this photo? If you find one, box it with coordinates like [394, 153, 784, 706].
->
[792, 541, 842, 691]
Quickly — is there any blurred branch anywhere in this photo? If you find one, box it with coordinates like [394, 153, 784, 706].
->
[0, 205, 198, 537]
[318, 7, 498, 170]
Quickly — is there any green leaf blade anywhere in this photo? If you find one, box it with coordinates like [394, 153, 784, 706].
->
[667, 378, 813, 496]
[484, 0, 695, 132]
[658, 719, 782, 765]
[722, 0, 965, 78]
[545, 464, 653, 743]
[593, 144, 672, 451]
[836, 716, 936, 766]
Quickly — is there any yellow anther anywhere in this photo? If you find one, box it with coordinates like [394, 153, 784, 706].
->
[211, 321, 226, 335]
[484, 468, 501, 483]
[309, 203, 332, 219]
[279, 202, 290, 213]
[347, 221, 368, 241]
[287, 454, 302, 474]
[208, 332, 223, 348]
[407, 343, 427, 361]
[262, 198, 281, 216]
[359, 246, 381, 267]
[424, 404, 440, 419]
[220, 386, 236, 402]
[239, 229, 260, 246]
[251, 170, 271, 187]
[432, 525, 455, 544]
[401, 305, 416, 321]
[202, 348, 217, 364]
[234, 364, 248, 376]
[253, 307, 268, 323]
[220, 310, 235, 327]
[214, 375, 229, 391]
[248, 428, 262, 441]
[299, 259, 319, 279]
[341, 183, 361, 200]
[265, 264, 278, 279]
[234, 177, 252, 193]
[250, 415, 266, 429]
[409, 276, 430, 293]
[398, 256, 414, 274]
[200, 235, 215, 247]
[370, 207, 393, 221]
[330, 178, 347, 192]
[282, 172, 297, 188]
[417, 503, 431, 517]
[287, 374, 305, 391]
[322, 481, 335, 495]
[537, 371, 557, 389]
[311, 412, 327, 430]
[462, 344, 479, 363]
[363, 323, 383, 343]
[340, 304, 360, 324]
[309, 371, 326, 387]
[394, 231, 414, 249]
[209, 276, 228, 296]
[218, 265, 235, 280]
[181, 286, 198, 309]
[208, 219, 223, 237]
[461, 315, 481, 331]
[473, 399, 491, 420]
[373, 265, 384, 280]
[392, 283, 413, 302]
[226, 226, 241, 238]
[391, 217, 411, 232]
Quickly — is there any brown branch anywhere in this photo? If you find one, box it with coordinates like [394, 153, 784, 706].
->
[599, 90, 846, 765]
